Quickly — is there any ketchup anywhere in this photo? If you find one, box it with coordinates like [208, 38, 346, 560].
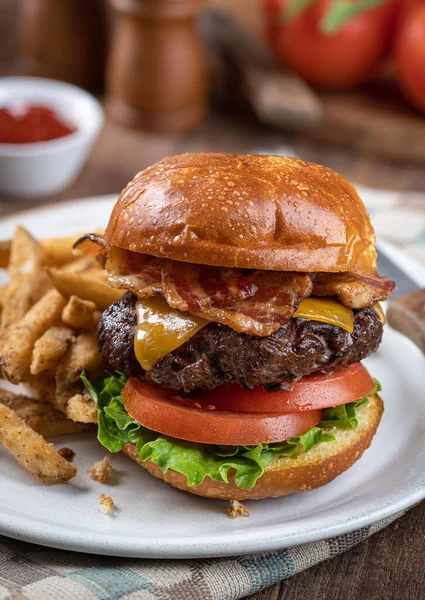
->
[0, 105, 76, 144]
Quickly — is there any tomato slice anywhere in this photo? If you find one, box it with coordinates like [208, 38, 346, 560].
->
[194, 363, 375, 414]
[122, 378, 322, 446]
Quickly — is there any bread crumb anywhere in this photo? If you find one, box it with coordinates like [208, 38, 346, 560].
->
[99, 494, 114, 515]
[87, 456, 112, 483]
[58, 447, 75, 462]
[227, 500, 250, 519]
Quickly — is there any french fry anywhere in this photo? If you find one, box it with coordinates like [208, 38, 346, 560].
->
[0, 289, 66, 384]
[30, 325, 74, 375]
[0, 240, 10, 269]
[73, 232, 107, 258]
[0, 402, 77, 484]
[0, 389, 90, 437]
[1, 227, 49, 330]
[62, 296, 97, 330]
[61, 257, 108, 283]
[42, 234, 87, 267]
[0, 284, 6, 312]
[47, 267, 123, 310]
[62, 256, 99, 274]
[66, 394, 98, 424]
[42, 230, 104, 267]
[0, 231, 104, 271]
[55, 331, 103, 412]
[25, 370, 57, 405]
[62, 257, 95, 273]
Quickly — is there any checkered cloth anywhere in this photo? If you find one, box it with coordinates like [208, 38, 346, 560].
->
[0, 510, 405, 600]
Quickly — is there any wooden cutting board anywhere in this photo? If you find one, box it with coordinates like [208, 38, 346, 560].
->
[202, 7, 425, 164]
[311, 80, 425, 163]
[206, 0, 425, 163]
[388, 288, 425, 352]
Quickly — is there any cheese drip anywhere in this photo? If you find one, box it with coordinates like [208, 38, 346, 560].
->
[293, 297, 354, 332]
[371, 302, 386, 325]
[134, 297, 208, 371]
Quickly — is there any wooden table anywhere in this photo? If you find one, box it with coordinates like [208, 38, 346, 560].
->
[1, 2, 424, 599]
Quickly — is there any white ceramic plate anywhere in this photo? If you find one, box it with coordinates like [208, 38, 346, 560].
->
[0, 196, 424, 559]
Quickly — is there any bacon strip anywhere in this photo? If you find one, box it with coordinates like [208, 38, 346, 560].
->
[106, 247, 163, 298]
[313, 271, 396, 309]
[162, 261, 313, 336]
[73, 233, 109, 267]
[100, 246, 395, 333]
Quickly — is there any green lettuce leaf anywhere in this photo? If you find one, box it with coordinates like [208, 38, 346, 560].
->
[319, 398, 368, 429]
[82, 371, 374, 490]
[319, 380, 379, 429]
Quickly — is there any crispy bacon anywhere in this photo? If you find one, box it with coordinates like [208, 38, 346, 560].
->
[107, 247, 163, 298]
[99, 245, 395, 334]
[162, 261, 313, 336]
[73, 233, 109, 267]
[313, 271, 396, 309]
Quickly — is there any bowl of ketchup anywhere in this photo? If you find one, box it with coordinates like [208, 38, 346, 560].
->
[0, 77, 104, 198]
[0, 105, 77, 144]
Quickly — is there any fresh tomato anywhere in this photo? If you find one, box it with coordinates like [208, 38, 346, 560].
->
[123, 378, 322, 446]
[397, 0, 422, 23]
[194, 363, 376, 414]
[263, 0, 398, 89]
[394, 3, 425, 112]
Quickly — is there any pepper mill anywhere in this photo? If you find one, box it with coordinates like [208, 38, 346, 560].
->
[18, 0, 108, 91]
[106, 0, 207, 133]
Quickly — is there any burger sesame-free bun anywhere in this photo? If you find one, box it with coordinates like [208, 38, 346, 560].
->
[105, 153, 377, 272]
[122, 393, 383, 501]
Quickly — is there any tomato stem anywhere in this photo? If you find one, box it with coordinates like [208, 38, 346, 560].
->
[284, 0, 319, 20]
[320, 0, 390, 34]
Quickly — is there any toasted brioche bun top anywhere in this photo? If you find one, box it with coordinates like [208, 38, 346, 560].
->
[105, 153, 377, 272]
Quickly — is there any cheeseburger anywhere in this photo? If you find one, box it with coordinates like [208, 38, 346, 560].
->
[78, 153, 395, 500]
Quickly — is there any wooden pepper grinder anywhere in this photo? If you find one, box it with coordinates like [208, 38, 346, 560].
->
[18, 0, 108, 91]
[106, 0, 207, 133]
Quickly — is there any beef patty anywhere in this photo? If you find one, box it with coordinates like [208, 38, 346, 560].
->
[98, 292, 383, 391]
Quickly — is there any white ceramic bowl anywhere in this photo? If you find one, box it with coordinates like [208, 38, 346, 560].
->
[0, 77, 104, 198]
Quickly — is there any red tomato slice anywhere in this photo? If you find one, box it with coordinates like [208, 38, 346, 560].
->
[193, 363, 376, 414]
[122, 378, 322, 446]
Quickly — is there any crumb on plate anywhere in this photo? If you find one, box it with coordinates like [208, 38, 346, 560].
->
[99, 493, 114, 515]
[87, 456, 112, 483]
[58, 447, 75, 462]
[227, 500, 250, 519]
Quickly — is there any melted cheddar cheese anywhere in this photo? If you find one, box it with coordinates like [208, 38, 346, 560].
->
[371, 302, 386, 325]
[134, 297, 208, 371]
[293, 297, 354, 333]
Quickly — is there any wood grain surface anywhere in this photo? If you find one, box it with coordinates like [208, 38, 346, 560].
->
[247, 503, 425, 600]
[0, 2, 424, 599]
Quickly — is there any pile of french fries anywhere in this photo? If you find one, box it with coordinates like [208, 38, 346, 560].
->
[0, 227, 121, 484]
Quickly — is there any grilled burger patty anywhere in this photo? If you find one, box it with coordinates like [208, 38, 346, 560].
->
[97, 292, 383, 392]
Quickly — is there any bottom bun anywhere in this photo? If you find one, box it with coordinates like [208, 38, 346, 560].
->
[122, 394, 383, 500]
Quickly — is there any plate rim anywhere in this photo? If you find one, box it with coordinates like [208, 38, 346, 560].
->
[0, 493, 420, 559]
[0, 193, 118, 223]
[0, 196, 424, 558]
